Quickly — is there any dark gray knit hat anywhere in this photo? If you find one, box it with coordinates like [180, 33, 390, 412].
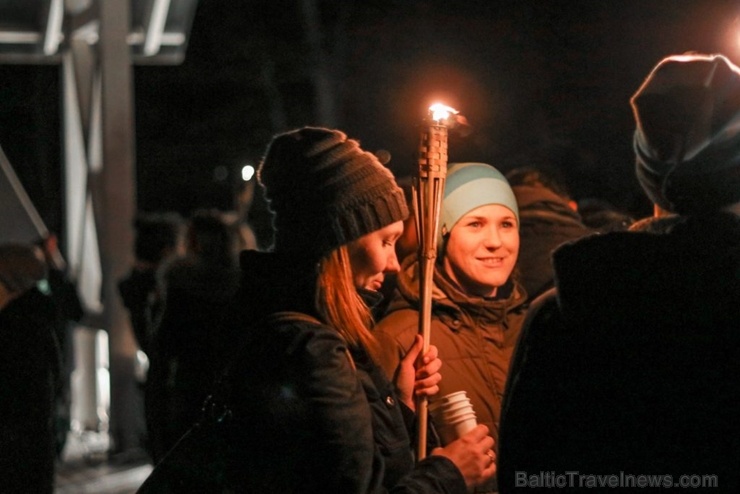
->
[631, 53, 740, 214]
[258, 127, 409, 257]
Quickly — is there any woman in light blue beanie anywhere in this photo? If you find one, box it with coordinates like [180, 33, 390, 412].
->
[375, 162, 527, 493]
[441, 163, 519, 231]
[440, 162, 520, 251]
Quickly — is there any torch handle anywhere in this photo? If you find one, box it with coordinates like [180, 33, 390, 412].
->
[415, 122, 448, 461]
[416, 254, 436, 459]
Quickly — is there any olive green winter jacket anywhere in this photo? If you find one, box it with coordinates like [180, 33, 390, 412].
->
[374, 254, 529, 449]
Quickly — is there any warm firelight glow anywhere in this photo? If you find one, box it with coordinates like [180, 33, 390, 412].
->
[429, 103, 458, 122]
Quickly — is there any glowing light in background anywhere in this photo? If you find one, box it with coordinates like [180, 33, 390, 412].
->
[241, 164, 255, 181]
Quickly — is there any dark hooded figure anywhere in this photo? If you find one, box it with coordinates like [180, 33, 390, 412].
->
[498, 53, 740, 493]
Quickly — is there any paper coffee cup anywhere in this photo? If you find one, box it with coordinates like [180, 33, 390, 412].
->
[429, 391, 468, 409]
[437, 401, 474, 415]
[439, 409, 476, 422]
[436, 414, 478, 445]
[430, 390, 477, 445]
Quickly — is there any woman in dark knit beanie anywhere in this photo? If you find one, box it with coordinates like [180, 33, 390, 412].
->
[140, 127, 495, 493]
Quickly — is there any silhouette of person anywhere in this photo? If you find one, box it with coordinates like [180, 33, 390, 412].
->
[118, 212, 185, 356]
[498, 53, 740, 493]
[506, 165, 594, 300]
[146, 209, 240, 463]
[0, 243, 61, 494]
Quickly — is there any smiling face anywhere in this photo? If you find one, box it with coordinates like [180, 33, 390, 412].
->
[348, 220, 404, 292]
[442, 204, 519, 298]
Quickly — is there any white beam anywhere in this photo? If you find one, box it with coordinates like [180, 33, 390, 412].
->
[43, 0, 65, 55]
[143, 0, 171, 56]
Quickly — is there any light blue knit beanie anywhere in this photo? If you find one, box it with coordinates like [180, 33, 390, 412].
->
[440, 163, 519, 242]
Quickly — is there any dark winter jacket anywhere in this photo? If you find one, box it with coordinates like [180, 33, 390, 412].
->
[0, 287, 60, 494]
[498, 213, 740, 493]
[512, 184, 594, 300]
[146, 255, 240, 462]
[214, 250, 466, 493]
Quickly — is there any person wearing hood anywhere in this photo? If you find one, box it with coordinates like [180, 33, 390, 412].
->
[374, 162, 529, 494]
[139, 128, 497, 493]
[497, 53, 740, 493]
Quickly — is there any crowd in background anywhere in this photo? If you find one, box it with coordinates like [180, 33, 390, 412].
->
[2, 52, 739, 493]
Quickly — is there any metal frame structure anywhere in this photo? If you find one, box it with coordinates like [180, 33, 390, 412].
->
[0, 0, 198, 454]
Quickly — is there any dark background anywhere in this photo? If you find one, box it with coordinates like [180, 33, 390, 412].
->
[2, 0, 740, 247]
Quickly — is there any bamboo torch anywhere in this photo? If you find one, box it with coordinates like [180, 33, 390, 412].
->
[414, 103, 458, 460]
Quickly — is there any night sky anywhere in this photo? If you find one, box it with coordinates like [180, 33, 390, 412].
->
[2, 0, 740, 247]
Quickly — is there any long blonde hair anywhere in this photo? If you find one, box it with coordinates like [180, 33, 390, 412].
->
[316, 245, 379, 361]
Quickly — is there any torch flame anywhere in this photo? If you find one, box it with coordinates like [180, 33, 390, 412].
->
[429, 103, 459, 123]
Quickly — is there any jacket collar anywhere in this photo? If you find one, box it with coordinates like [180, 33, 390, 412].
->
[389, 253, 527, 328]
